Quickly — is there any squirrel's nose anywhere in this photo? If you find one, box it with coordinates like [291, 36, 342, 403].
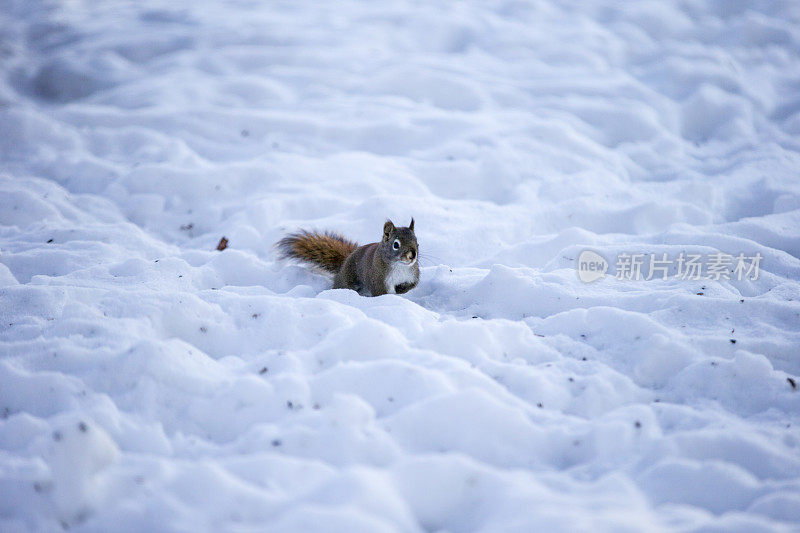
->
[407, 249, 416, 261]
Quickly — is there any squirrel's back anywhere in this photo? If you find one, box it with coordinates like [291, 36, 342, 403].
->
[276, 230, 358, 274]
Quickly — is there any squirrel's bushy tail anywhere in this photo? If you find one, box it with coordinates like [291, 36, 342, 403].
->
[276, 230, 358, 274]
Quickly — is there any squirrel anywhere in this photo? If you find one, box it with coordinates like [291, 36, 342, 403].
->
[276, 219, 419, 297]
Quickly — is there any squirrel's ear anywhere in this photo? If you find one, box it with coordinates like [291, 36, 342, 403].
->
[383, 220, 395, 241]
[409, 218, 415, 231]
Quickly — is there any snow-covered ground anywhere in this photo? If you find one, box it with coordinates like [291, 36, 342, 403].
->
[2, 0, 800, 530]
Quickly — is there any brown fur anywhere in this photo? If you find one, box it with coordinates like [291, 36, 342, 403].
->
[333, 242, 388, 295]
[276, 231, 358, 274]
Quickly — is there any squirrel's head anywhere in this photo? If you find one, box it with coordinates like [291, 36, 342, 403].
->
[381, 218, 417, 265]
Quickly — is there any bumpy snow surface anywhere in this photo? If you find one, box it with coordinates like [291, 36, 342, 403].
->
[2, 0, 800, 531]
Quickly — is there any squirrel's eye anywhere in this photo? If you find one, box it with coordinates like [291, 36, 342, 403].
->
[392, 239, 400, 251]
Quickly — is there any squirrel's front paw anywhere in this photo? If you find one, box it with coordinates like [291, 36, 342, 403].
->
[394, 282, 416, 294]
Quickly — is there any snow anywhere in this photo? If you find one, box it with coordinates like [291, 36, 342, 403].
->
[1, 0, 800, 530]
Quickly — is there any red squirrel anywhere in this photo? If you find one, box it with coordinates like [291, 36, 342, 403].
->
[277, 219, 419, 296]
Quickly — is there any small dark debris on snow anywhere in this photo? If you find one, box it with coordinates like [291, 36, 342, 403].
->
[252, 313, 260, 319]
[581, 357, 587, 361]
[740, 299, 745, 303]
[568, 377, 574, 382]
[199, 326, 207, 333]
[78, 422, 88, 433]
[216, 236, 228, 251]
[47, 238, 54, 243]
[634, 421, 642, 428]
[730, 339, 736, 344]
[711, 361, 718, 366]
[259, 367, 268, 374]
[180, 223, 193, 231]
[33, 482, 43, 493]
[788, 377, 797, 390]
[271, 439, 282, 447]
[313, 403, 320, 410]
[697, 292, 704, 296]
[537, 402, 543, 408]
[52, 431, 62, 442]
[387, 397, 394, 402]
[241, 129, 249, 137]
